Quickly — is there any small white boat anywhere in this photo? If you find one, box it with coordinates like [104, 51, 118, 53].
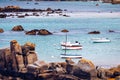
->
[92, 38, 111, 43]
[61, 41, 82, 50]
[60, 54, 82, 59]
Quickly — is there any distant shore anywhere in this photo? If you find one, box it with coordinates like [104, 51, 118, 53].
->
[1, 11, 120, 18]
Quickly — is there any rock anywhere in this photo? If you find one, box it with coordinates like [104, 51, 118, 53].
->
[10, 40, 22, 54]
[0, 14, 7, 18]
[65, 58, 75, 74]
[97, 65, 120, 79]
[37, 29, 52, 35]
[11, 25, 24, 31]
[26, 51, 38, 65]
[96, 3, 99, 6]
[109, 30, 115, 32]
[106, 65, 120, 78]
[23, 42, 35, 51]
[72, 65, 91, 79]
[88, 31, 100, 34]
[61, 29, 69, 32]
[77, 58, 97, 77]
[97, 68, 108, 79]
[0, 28, 4, 33]
[66, 58, 75, 64]
[54, 74, 80, 80]
[25, 29, 39, 35]
[49, 62, 66, 74]
[22, 42, 36, 67]
[27, 64, 40, 74]
[10, 40, 24, 71]
[0, 48, 11, 69]
[46, 7, 53, 12]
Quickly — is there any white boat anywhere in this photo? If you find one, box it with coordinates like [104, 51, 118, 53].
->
[61, 41, 82, 50]
[60, 29, 82, 59]
[92, 38, 111, 43]
[60, 54, 82, 59]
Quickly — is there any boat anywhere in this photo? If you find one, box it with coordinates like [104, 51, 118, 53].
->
[60, 29, 82, 59]
[92, 38, 111, 43]
[60, 54, 82, 59]
[61, 41, 82, 50]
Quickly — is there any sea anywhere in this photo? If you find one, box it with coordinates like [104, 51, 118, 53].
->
[0, 0, 120, 68]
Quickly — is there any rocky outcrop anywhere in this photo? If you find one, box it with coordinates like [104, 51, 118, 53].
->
[25, 29, 52, 35]
[0, 28, 4, 33]
[11, 25, 24, 31]
[0, 40, 37, 72]
[0, 40, 120, 80]
[88, 31, 100, 34]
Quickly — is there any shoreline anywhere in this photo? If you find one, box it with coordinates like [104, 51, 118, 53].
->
[1, 11, 120, 18]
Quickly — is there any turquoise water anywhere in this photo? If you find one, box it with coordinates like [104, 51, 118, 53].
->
[0, 1, 120, 12]
[0, 1, 120, 67]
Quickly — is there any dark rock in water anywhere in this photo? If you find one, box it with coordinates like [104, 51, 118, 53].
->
[11, 25, 24, 31]
[0, 28, 4, 33]
[109, 30, 115, 32]
[96, 3, 99, 6]
[37, 29, 52, 35]
[0, 14, 7, 18]
[25, 29, 39, 35]
[88, 31, 100, 34]
[17, 15, 25, 18]
[63, 14, 70, 17]
[61, 29, 69, 32]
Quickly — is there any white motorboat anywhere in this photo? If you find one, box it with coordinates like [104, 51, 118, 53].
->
[60, 54, 82, 59]
[92, 38, 111, 43]
[61, 41, 82, 50]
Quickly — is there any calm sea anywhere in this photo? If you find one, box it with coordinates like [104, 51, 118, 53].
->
[0, 1, 120, 68]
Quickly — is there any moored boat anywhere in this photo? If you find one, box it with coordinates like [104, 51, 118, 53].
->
[61, 41, 82, 50]
[60, 54, 82, 59]
[92, 38, 111, 43]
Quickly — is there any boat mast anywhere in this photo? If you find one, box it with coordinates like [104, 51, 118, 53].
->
[61, 29, 69, 55]
[65, 32, 67, 55]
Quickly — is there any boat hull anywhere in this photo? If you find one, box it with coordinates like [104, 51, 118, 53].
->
[61, 46, 82, 50]
[60, 54, 82, 59]
[92, 38, 111, 43]
[93, 40, 111, 43]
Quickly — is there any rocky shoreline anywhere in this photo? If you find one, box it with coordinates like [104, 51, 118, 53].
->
[0, 40, 120, 80]
[0, 6, 69, 18]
